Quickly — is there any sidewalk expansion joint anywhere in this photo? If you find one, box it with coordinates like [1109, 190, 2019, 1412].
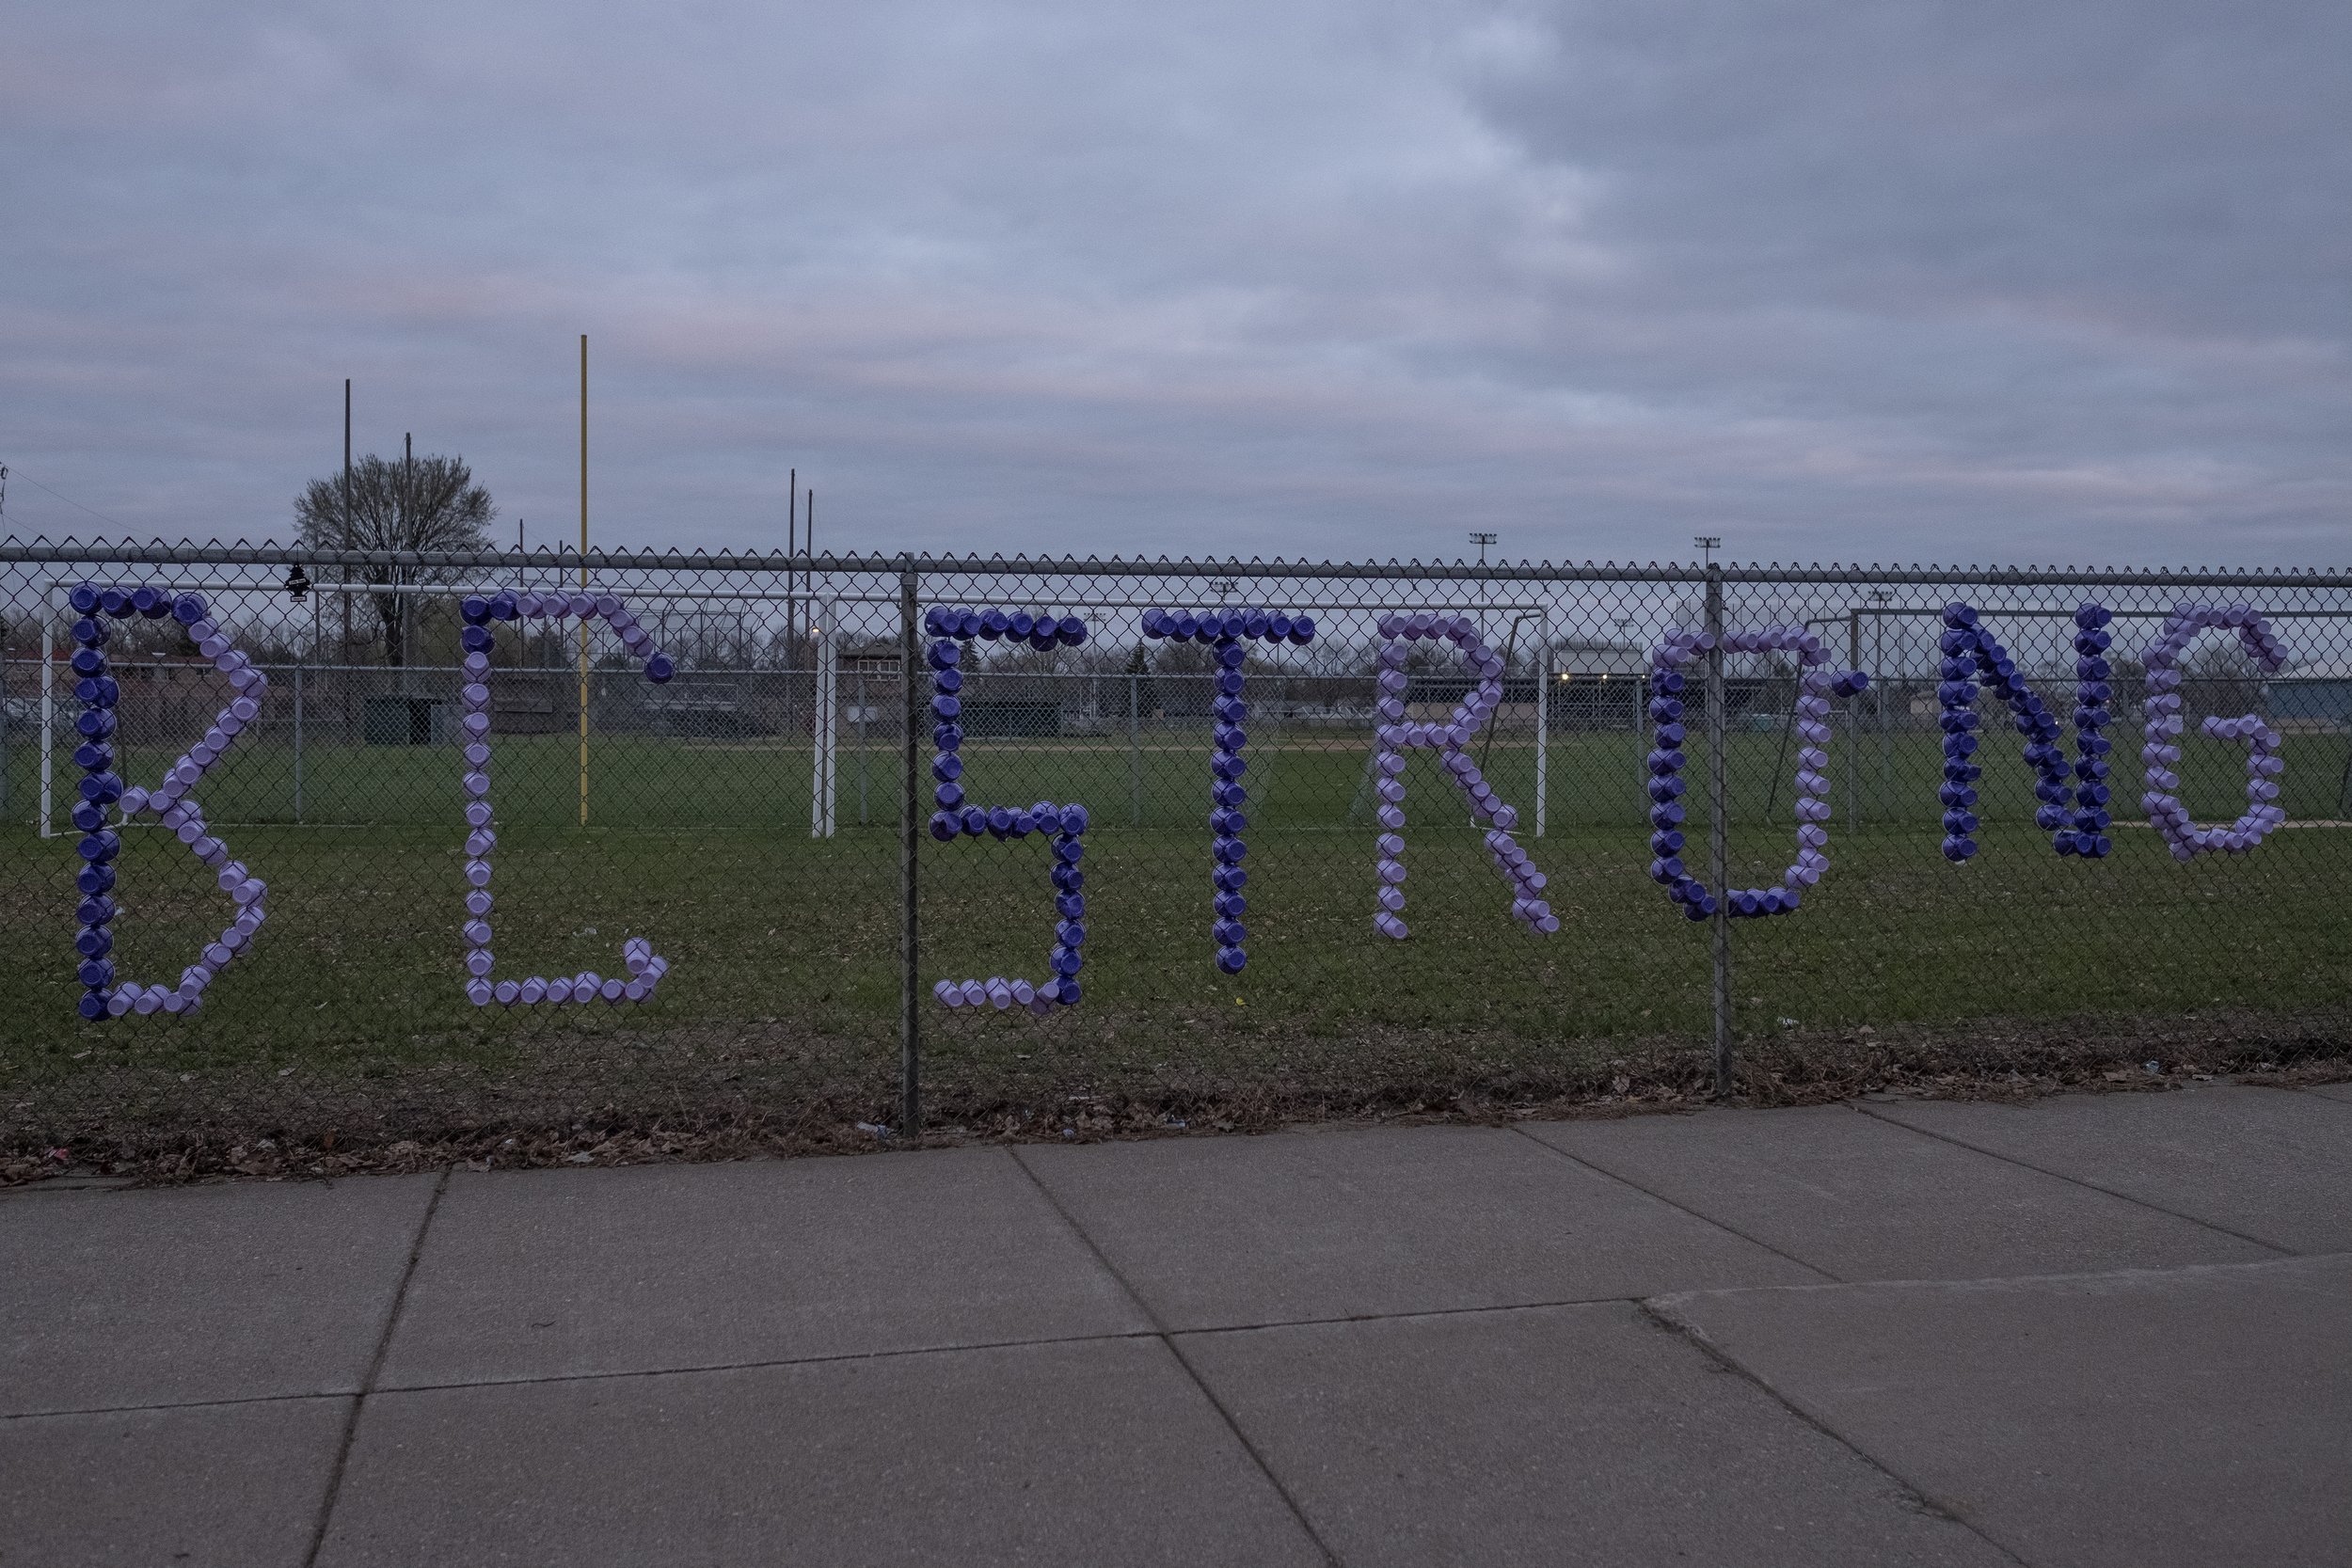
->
[1850, 1101, 2297, 1255]
[1006, 1145, 1345, 1568]
[302, 1165, 448, 1568]
[1507, 1121, 1843, 1284]
[1634, 1297, 2035, 1568]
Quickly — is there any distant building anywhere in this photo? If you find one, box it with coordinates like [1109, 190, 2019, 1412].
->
[2265, 669, 2352, 733]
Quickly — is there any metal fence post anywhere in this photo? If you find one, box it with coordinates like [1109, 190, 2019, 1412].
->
[38, 604, 54, 839]
[293, 661, 306, 823]
[1705, 566, 1734, 1098]
[1128, 670, 1142, 826]
[1845, 609, 1862, 831]
[1534, 637, 1549, 838]
[812, 598, 837, 839]
[898, 560, 922, 1136]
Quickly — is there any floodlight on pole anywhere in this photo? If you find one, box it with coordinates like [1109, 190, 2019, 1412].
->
[1694, 535, 1722, 567]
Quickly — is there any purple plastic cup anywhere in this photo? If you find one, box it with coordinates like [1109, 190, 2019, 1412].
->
[519, 977, 548, 1004]
[467, 889, 493, 916]
[1374, 911, 1407, 940]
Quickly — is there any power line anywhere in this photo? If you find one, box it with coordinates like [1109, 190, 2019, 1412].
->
[0, 454, 134, 531]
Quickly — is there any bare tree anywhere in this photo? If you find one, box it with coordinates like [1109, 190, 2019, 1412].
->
[294, 451, 494, 667]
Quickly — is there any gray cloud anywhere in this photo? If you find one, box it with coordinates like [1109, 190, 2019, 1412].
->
[0, 0, 2344, 565]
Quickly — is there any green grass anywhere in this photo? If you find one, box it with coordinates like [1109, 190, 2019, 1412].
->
[2, 721, 2346, 1098]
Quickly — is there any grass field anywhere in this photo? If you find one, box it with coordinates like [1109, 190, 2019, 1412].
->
[3, 721, 2345, 1083]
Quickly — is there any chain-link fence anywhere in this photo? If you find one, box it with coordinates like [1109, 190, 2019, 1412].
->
[4, 539, 2348, 1167]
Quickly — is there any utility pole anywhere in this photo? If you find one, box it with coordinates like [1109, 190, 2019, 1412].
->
[342, 381, 353, 668]
[787, 468, 799, 670]
[401, 432, 414, 679]
[579, 334, 590, 828]
[1469, 531, 1498, 640]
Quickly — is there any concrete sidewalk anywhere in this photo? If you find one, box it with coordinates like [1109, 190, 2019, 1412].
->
[5, 1083, 2349, 1566]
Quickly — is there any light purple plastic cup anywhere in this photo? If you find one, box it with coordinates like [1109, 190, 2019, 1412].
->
[600, 978, 626, 1004]
[624, 979, 651, 1002]
[1377, 805, 1405, 830]
[961, 979, 986, 1006]
[467, 829, 496, 857]
[465, 860, 491, 887]
[467, 889, 493, 916]
[464, 919, 492, 945]
[936, 980, 962, 1006]
[466, 979, 493, 1006]
[519, 977, 548, 1004]
[1374, 911, 1407, 940]
[547, 976, 576, 1004]
[135, 989, 164, 1015]
[1377, 885, 1405, 911]
[495, 980, 520, 1005]
[467, 801, 493, 828]
[467, 949, 496, 977]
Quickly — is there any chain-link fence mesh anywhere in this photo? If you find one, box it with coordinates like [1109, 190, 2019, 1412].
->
[4, 539, 2347, 1171]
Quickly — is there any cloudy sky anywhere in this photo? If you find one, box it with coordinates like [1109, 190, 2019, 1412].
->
[1, 0, 2344, 566]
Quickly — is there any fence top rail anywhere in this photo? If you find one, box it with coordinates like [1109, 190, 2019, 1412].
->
[4, 535, 2351, 589]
